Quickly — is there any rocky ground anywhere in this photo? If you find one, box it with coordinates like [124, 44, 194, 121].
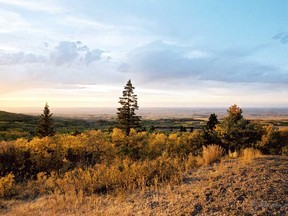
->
[1, 155, 287, 215]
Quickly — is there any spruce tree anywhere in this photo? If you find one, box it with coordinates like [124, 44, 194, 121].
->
[117, 80, 141, 135]
[205, 113, 219, 131]
[35, 103, 55, 138]
[203, 113, 219, 145]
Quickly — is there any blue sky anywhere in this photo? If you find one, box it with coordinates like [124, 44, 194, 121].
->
[0, 0, 287, 108]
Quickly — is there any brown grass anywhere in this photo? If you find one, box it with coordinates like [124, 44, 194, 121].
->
[202, 144, 225, 166]
[228, 149, 239, 158]
[242, 148, 262, 164]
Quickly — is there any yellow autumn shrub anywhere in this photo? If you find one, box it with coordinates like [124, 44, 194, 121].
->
[0, 173, 15, 198]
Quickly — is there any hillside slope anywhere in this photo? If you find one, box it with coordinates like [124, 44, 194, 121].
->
[0, 110, 99, 140]
[2, 155, 287, 215]
[0, 111, 37, 122]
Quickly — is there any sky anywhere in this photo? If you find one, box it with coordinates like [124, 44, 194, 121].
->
[0, 0, 287, 109]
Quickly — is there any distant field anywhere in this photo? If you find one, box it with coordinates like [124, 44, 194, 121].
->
[1, 107, 288, 140]
[1, 107, 288, 120]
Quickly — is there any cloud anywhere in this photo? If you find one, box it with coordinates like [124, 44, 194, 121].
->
[273, 31, 288, 44]
[0, 9, 30, 33]
[62, 16, 115, 31]
[119, 41, 202, 80]
[0, 52, 46, 64]
[0, 41, 105, 66]
[85, 49, 104, 64]
[50, 41, 79, 65]
[0, 0, 62, 14]
[50, 41, 104, 66]
[120, 41, 288, 84]
[0, 40, 111, 94]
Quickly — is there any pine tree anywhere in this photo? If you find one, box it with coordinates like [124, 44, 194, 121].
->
[203, 113, 219, 145]
[35, 103, 55, 138]
[205, 113, 219, 131]
[117, 80, 141, 135]
[215, 104, 262, 152]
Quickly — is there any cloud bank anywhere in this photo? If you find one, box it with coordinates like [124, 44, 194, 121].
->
[0, 41, 105, 66]
[50, 41, 104, 65]
[1, 39, 287, 96]
[120, 41, 288, 84]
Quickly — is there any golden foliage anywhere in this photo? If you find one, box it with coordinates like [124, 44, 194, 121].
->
[0, 173, 15, 198]
[0, 129, 198, 198]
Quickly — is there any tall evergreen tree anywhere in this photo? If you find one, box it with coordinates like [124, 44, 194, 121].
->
[203, 113, 220, 145]
[117, 80, 141, 135]
[205, 113, 219, 131]
[35, 103, 55, 138]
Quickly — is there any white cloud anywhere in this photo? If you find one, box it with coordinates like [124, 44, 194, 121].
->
[0, 52, 46, 65]
[50, 41, 80, 66]
[62, 15, 115, 31]
[0, 41, 105, 66]
[0, 0, 62, 13]
[0, 9, 30, 33]
[183, 50, 208, 59]
[49, 41, 105, 65]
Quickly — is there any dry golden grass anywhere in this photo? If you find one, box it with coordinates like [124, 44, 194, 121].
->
[202, 144, 225, 166]
[208, 160, 228, 179]
[228, 149, 239, 158]
[242, 148, 262, 164]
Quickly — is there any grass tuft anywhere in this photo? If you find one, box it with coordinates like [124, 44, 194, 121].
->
[202, 145, 225, 166]
[242, 148, 262, 163]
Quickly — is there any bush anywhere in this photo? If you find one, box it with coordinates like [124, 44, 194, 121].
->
[282, 145, 288, 156]
[0, 173, 15, 198]
[35, 154, 185, 196]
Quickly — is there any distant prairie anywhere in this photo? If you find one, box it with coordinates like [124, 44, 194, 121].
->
[1, 107, 288, 120]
